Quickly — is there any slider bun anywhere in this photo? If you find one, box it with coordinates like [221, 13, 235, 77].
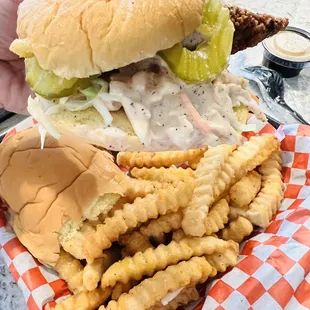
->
[11, 0, 204, 79]
[0, 129, 126, 266]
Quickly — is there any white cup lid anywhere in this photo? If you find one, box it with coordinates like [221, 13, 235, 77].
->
[264, 29, 310, 62]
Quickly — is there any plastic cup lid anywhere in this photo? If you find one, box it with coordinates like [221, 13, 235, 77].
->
[263, 26, 310, 63]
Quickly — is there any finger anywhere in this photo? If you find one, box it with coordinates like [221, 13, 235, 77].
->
[0, 0, 22, 60]
[0, 59, 31, 114]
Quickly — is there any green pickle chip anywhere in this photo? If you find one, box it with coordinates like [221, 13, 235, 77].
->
[25, 57, 90, 99]
[160, 0, 234, 83]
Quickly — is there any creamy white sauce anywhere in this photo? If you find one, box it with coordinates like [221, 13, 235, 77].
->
[28, 60, 265, 151]
[104, 69, 264, 150]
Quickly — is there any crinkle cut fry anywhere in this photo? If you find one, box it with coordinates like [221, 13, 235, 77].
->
[101, 236, 228, 288]
[61, 182, 194, 263]
[183, 135, 279, 237]
[54, 249, 85, 294]
[149, 286, 200, 310]
[120, 177, 169, 202]
[83, 257, 106, 291]
[182, 145, 235, 237]
[229, 135, 280, 184]
[111, 281, 138, 301]
[229, 170, 262, 209]
[214, 135, 280, 205]
[139, 210, 184, 243]
[131, 167, 194, 185]
[100, 257, 216, 310]
[172, 229, 186, 242]
[204, 199, 230, 235]
[52, 287, 111, 310]
[119, 231, 154, 256]
[55, 248, 120, 293]
[116, 147, 207, 169]
[206, 240, 239, 272]
[221, 216, 253, 243]
[229, 150, 283, 227]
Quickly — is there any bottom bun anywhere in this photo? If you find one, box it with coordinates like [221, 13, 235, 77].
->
[44, 105, 250, 152]
[0, 128, 126, 266]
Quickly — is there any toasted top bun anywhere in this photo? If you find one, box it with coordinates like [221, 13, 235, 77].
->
[10, 0, 204, 79]
[0, 129, 126, 266]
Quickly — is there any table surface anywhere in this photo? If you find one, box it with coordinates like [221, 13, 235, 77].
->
[1, 1, 310, 309]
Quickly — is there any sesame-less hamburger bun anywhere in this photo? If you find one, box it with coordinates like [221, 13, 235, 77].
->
[10, 0, 267, 152]
[11, 0, 203, 79]
[0, 129, 126, 267]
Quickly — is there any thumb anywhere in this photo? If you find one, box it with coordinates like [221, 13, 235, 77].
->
[0, 0, 23, 61]
[0, 59, 31, 115]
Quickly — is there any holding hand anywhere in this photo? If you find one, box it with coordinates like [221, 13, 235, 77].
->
[0, 0, 30, 114]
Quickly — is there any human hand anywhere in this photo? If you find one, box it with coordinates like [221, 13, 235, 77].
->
[0, 0, 30, 115]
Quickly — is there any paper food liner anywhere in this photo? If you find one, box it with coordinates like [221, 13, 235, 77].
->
[1, 116, 310, 310]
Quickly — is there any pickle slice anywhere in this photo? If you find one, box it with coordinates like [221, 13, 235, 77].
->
[25, 57, 86, 99]
[160, 0, 234, 83]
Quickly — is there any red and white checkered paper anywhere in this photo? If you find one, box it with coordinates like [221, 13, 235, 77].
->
[1, 116, 310, 310]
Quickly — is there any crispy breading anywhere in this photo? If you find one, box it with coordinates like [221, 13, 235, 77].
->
[229, 6, 289, 54]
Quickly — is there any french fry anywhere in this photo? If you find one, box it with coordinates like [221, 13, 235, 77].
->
[182, 145, 235, 237]
[121, 178, 167, 202]
[101, 248, 123, 270]
[101, 236, 228, 288]
[171, 230, 219, 242]
[111, 281, 138, 301]
[55, 249, 85, 294]
[204, 199, 230, 235]
[119, 232, 154, 256]
[149, 286, 200, 310]
[183, 135, 280, 237]
[229, 171, 261, 209]
[139, 210, 183, 244]
[206, 240, 239, 272]
[116, 147, 207, 169]
[52, 287, 111, 310]
[56, 244, 120, 293]
[211, 135, 280, 205]
[171, 229, 186, 242]
[228, 135, 280, 184]
[86, 247, 122, 290]
[61, 182, 194, 263]
[229, 151, 283, 228]
[100, 257, 216, 310]
[131, 167, 194, 185]
[221, 216, 253, 243]
[107, 198, 128, 217]
[83, 257, 106, 291]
